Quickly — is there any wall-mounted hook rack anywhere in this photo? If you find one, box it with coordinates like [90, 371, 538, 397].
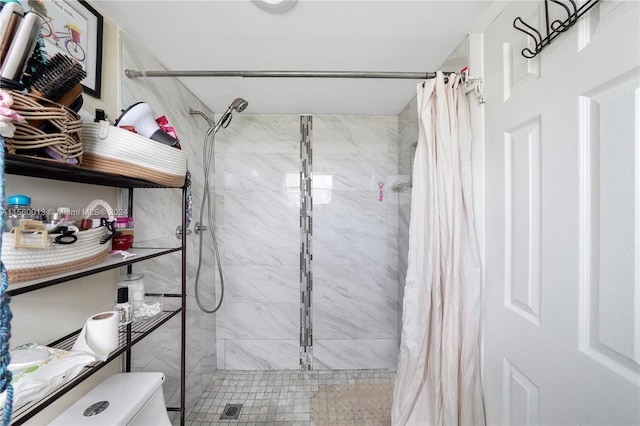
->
[513, 0, 601, 59]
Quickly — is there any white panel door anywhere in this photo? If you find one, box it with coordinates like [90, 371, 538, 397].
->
[482, 1, 640, 424]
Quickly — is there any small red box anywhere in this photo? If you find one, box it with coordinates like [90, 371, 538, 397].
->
[112, 232, 134, 250]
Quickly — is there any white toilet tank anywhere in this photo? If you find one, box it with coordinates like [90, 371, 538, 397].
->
[49, 372, 171, 425]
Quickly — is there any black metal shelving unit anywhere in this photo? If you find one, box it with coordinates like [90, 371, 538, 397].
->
[6, 247, 182, 296]
[4, 154, 172, 188]
[2, 154, 187, 425]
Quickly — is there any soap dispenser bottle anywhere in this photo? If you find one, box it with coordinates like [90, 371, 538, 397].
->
[114, 286, 132, 325]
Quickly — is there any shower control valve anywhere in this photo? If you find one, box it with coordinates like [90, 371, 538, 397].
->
[194, 222, 209, 235]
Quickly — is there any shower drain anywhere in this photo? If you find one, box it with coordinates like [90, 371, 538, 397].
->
[220, 403, 243, 420]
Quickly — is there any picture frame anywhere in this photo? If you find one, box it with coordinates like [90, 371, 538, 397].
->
[20, 0, 103, 98]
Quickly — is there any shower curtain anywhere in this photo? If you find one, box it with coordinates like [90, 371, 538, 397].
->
[392, 72, 484, 425]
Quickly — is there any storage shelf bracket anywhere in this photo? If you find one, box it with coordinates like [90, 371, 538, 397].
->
[513, 0, 601, 59]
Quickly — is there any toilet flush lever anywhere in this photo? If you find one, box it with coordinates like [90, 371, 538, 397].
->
[84, 401, 110, 417]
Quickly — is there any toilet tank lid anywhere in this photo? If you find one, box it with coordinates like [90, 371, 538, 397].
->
[49, 372, 165, 425]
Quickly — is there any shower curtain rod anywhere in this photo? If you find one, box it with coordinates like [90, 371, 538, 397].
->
[123, 69, 485, 103]
[124, 69, 455, 79]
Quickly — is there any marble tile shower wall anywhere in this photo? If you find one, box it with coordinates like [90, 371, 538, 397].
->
[119, 33, 217, 417]
[312, 116, 400, 370]
[213, 114, 301, 370]
[397, 99, 418, 341]
[212, 115, 401, 370]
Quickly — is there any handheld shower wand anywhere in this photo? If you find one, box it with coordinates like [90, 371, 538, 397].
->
[212, 97, 249, 133]
[190, 97, 248, 135]
[188, 97, 249, 314]
[229, 97, 249, 113]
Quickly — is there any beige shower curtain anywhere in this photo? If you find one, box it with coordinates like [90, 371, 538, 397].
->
[391, 72, 485, 425]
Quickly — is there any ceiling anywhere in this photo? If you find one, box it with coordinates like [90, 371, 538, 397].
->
[93, 0, 494, 115]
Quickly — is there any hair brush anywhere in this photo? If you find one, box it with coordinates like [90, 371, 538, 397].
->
[29, 53, 86, 107]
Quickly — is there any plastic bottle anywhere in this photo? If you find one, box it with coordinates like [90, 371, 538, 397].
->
[114, 286, 132, 325]
[3, 194, 39, 232]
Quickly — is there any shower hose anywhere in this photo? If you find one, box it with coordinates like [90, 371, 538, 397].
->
[194, 124, 224, 314]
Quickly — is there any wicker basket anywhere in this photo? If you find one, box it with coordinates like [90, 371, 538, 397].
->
[4, 90, 83, 163]
[1, 226, 109, 283]
[81, 123, 187, 187]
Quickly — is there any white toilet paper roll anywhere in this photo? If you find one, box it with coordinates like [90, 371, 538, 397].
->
[85, 311, 119, 357]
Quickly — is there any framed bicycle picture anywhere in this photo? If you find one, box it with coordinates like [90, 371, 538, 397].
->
[20, 0, 103, 98]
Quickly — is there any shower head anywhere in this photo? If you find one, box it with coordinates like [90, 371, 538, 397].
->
[229, 97, 248, 113]
[213, 97, 249, 133]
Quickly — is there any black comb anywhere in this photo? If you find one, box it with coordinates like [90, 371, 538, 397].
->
[29, 53, 86, 102]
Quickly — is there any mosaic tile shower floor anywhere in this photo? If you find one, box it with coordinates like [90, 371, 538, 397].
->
[186, 369, 396, 426]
